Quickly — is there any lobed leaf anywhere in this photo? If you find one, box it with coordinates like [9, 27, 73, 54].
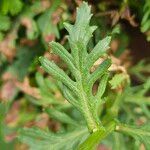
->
[39, 57, 78, 95]
[62, 86, 80, 109]
[39, 2, 112, 132]
[88, 59, 111, 89]
[96, 73, 109, 99]
[109, 73, 129, 89]
[65, 2, 97, 47]
[49, 41, 78, 75]
[86, 36, 111, 71]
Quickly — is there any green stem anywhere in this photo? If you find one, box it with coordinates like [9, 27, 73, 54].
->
[74, 63, 102, 132]
[116, 123, 150, 137]
[78, 83, 101, 132]
[79, 120, 116, 150]
[110, 93, 122, 117]
[125, 97, 150, 105]
[102, 93, 122, 124]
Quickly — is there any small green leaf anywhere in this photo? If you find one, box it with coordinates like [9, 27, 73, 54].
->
[86, 36, 111, 70]
[39, 2, 112, 132]
[109, 73, 129, 89]
[88, 59, 111, 89]
[96, 73, 109, 99]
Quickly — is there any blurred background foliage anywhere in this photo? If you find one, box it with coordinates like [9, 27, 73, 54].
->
[0, 0, 150, 149]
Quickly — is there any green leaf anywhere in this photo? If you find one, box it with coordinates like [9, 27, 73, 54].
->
[35, 72, 68, 106]
[19, 127, 89, 150]
[86, 36, 111, 70]
[96, 73, 109, 99]
[64, 3, 97, 48]
[45, 108, 77, 125]
[0, 0, 23, 15]
[36, 72, 54, 97]
[49, 41, 77, 74]
[62, 85, 80, 109]
[116, 122, 150, 149]
[39, 2, 111, 132]
[109, 73, 129, 89]
[88, 59, 111, 89]
[0, 14, 11, 31]
[39, 56, 78, 95]
[35, 72, 47, 92]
